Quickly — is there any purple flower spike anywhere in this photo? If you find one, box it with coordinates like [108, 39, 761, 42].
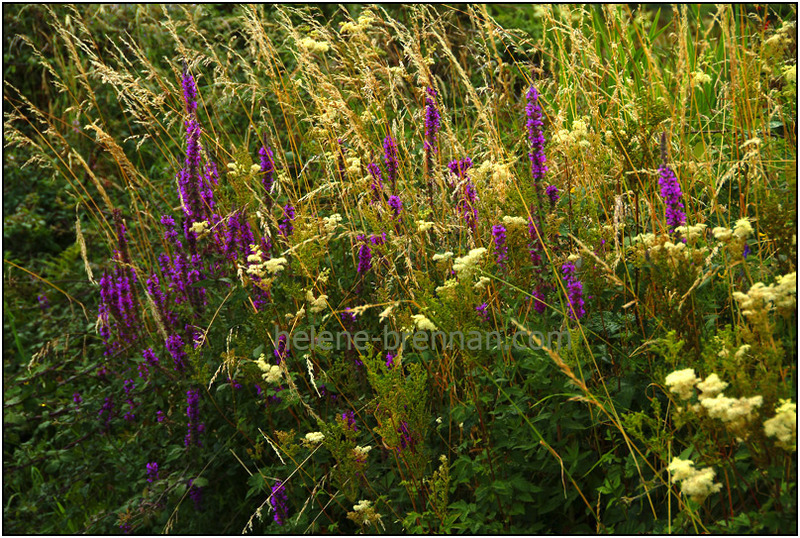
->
[368, 162, 384, 202]
[383, 135, 399, 191]
[146, 462, 159, 483]
[356, 235, 372, 275]
[387, 195, 403, 218]
[545, 185, 559, 208]
[270, 480, 289, 525]
[259, 144, 276, 197]
[185, 389, 203, 447]
[279, 204, 296, 237]
[424, 87, 441, 153]
[386, 352, 396, 369]
[475, 302, 490, 323]
[561, 262, 585, 320]
[658, 163, 686, 232]
[526, 85, 547, 212]
[492, 224, 508, 268]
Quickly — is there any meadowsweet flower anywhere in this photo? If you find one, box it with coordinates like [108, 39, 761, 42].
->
[492, 225, 508, 268]
[680, 466, 722, 502]
[665, 368, 698, 400]
[764, 399, 796, 451]
[323, 213, 342, 232]
[668, 457, 696, 482]
[453, 247, 487, 280]
[474, 276, 491, 290]
[432, 252, 453, 262]
[264, 257, 288, 275]
[712, 226, 733, 242]
[262, 365, 283, 384]
[353, 445, 372, 464]
[417, 220, 435, 232]
[696, 373, 728, 400]
[304, 431, 325, 444]
[732, 217, 753, 239]
[309, 294, 328, 314]
[701, 394, 763, 429]
[411, 314, 437, 331]
[561, 262, 585, 320]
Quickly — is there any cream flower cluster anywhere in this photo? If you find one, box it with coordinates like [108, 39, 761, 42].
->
[700, 394, 763, 430]
[453, 247, 487, 280]
[764, 399, 796, 451]
[304, 431, 325, 444]
[665, 368, 698, 400]
[297, 37, 329, 54]
[432, 251, 453, 262]
[733, 272, 797, 322]
[322, 213, 342, 233]
[411, 314, 437, 331]
[668, 457, 722, 502]
[306, 289, 329, 314]
[256, 353, 283, 384]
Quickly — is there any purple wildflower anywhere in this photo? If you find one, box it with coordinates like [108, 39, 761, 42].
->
[532, 287, 547, 314]
[383, 135, 399, 192]
[98, 396, 114, 430]
[397, 420, 416, 451]
[259, 143, 276, 197]
[526, 85, 547, 214]
[356, 235, 372, 274]
[743, 243, 751, 259]
[492, 224, 508, 268]
[73, 392, 82, 405]
[273, 334, 288, 365]
[188, 478, 204, 511]
[561, 262, 585, 320]
[476, 302, 490, 323]
[279, 204, 296, 237]
[527, 213, 543, 266]
[146, 462, 159, 483]
[545, 185, 559, 208]
[658, 163, 686, 232]
[166, 333, 187, 372]
[423, 87, 441, 153]
[185, 389, 203, 447]
[37, 294, 49, 312]
[368, 162, 384, 202]
[156, 410, 166, 423]
[385, 352, 396, 369]
[458, 179, 479, 232]
[387, 195, 403, 218]
[341, 410, 358, 432]
[270, 480, 289, 525]
[369, 232, 387, 246]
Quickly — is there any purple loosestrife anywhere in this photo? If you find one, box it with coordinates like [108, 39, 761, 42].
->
[146, 462, 159, 483]
[98, 396, 114, 430]
[279, 204, 296, 237]
[561, 262, 585, 320]
[356, 235, 372, 274]
[458, 179, 479, 232]
[341, 411, 358, 432]
[397, 420, 416, 451]
[657, 136, 686, 233]
[423, 86, 441, 205]
[526, 85, 547, 216]
[492, 224, 508, 268]
[185, 389, 203, 447]
[367, 162, 385, 202]
[270, 480, 289, 525]
[273, 334, 288, 365]
[476, 302, 490, 323]
[188, 479, 204, 511]
[385, 352, 396, 369]
[259, 143, 276, 202]
[532, 286, 547, 314]
[383, 135, 399, 192]
[387, 195, 403, 219]
[37, 293, 49, 312]
[546, 185, 559, 209]
[166, 333, 187, 372]
[447, 157, 473, 189]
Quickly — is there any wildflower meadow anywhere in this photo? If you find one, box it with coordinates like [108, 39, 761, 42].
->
[3, 4, 797, 534]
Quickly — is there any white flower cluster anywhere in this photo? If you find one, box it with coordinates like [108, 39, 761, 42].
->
[665, 368, 698, 400]
[764, 399, 796, 451]
[669, 458, 722, 502]
[411, 314, 437, 331]
[189, 220, 210, 237]
[297, 37, 329, 54]
[322, 213, 342, 233]
[552, 118, 592, 149]
[733, 272, 797, 321]
[256, 353, 283, 384]
[304, 431, 325, 444]
[502, 215, 529, 229]
[306, 289, 328, 314]
[340, 14, 374, 34]
[264, 257, 289, 275]
[246, 245, 287, 279]
[453, 247, 487, 280]
[417, 220, 435, 232]
[701, 394, 763, 430]
[712, 218, 753, 244]
[668, 457, 722, 502]
[432, 251, 453, 262]
[353, 445, 372, 458]
[435, 279, 459, 296]
[689, 70, 712, 87]
[673, 223, 707, 242]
